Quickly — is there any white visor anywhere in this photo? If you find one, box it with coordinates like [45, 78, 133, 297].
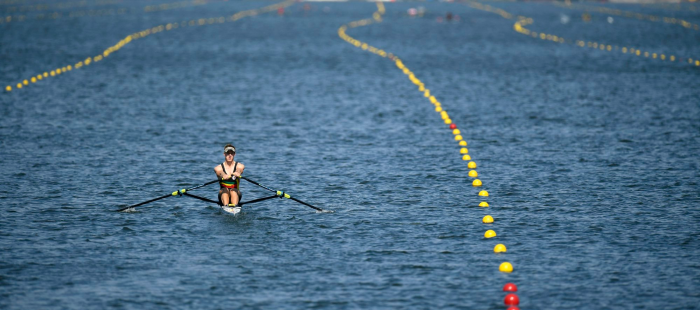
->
[224, 146, 236, 153]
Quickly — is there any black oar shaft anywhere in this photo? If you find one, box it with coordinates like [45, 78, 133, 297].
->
[241, 176, 324, 212]
[188, 179, 220, 191]
[117, 193, 172, 211]
[289, 197, 323, 211]
[239, 195, 279, 206]
[117, 179, 219, 212]
[240, 176, 276, 193]
[183, 192, 219, 205]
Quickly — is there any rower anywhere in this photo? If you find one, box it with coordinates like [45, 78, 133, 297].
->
[214, 144, 245, 206]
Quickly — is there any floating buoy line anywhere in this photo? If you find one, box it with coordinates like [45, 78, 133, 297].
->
[3, 0, 295, 93]
[1, 0, 121, 13]
[339, 3, 517, 307]
[553, 1, 700, 31]
[0, 0, 212, 25]
[463, 0, 700, 68]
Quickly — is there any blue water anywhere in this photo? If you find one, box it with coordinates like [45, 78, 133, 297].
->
[1, 1, 699, 309]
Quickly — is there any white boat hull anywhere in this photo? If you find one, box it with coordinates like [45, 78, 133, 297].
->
[221, 205, 241, 215]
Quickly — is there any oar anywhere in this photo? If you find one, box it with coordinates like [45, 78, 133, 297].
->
[116, 179, 219, 212]
[183, 192, 219, 205]
[239, 194, 279, 207]
[240, 176, 324, 212]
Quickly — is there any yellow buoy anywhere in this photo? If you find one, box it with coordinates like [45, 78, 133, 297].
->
[468, 170, 478, 177]
[460, 148, 468, 154]
[473, 179, 482, 187]
[479, 201, 489, 207]
[468, 161, 477, 169]
[462, 155, 471, 161]
[482, 215, 494, 223]
[499, 262, 513, 273]
[444, 119, 452, 125]
[459, 141, 467, 146]
[452, 129, 461, 135]
[5, 85, 11, 92]
[484, 230, 496, 238]
[494, 244, 507, 253]
[435, 106, 442, 112]
[479, 190, 489, 196]
[455, 135, 463, 141]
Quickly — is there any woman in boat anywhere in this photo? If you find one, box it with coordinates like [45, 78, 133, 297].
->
[214, 144, 245, 206]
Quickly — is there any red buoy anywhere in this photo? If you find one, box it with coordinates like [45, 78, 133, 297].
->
[503, 283, 518, 292]
[504, 293, 519, 306]
[507, 307, 520, 310]
[449, 124, 457, 129]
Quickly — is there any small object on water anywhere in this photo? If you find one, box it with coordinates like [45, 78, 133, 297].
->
[560, 14, 570, 24]
[500, 262, 514, 273]
[504, 293, 519, 305]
